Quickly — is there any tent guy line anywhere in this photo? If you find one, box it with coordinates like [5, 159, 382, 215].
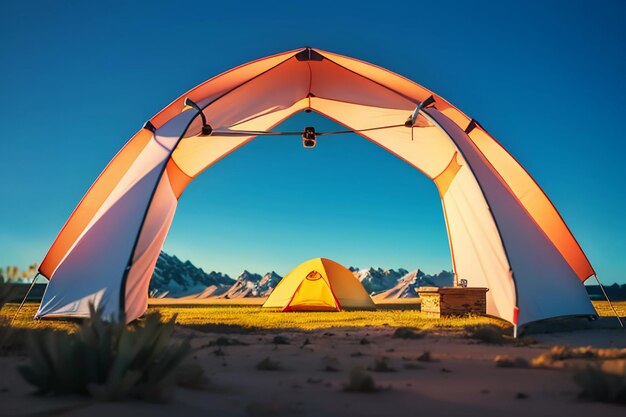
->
[204, 123, 408, 137]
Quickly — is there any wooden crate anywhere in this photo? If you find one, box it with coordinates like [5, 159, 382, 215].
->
[417, 287, 488, 318]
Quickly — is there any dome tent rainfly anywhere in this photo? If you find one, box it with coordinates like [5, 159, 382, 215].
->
[34, 47, 598, 329]
[262, 258, 375, 312]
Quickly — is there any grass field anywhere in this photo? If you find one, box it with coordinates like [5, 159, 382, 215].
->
[1, 300, 624, 333]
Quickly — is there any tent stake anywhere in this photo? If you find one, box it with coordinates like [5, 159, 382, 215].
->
[593, 274, 623, 328]
[10, 272, 41, 326]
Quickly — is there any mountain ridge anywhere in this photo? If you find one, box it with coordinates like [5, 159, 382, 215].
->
[150, 252, 454, 299]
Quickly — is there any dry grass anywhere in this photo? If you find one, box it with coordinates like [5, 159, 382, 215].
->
[591, 300, 626, 317]
[1, 303, 77, 333]
[2, 301, 624, 334]
[152, 305, 507, 331]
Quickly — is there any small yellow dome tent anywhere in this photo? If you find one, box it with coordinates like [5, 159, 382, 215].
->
[263, 258, 375, 312]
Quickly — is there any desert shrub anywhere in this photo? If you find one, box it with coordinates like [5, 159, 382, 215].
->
[256, 357, 280, 371]
[574, 360, 626, 404]
[494, 355, 530, 368]
[209, 336, 248, 346]
[321, 355, 340, 372]
[18, 305, 195, 401]
[367, 356, 396, 373]
[343, 367, 379, 393]
[532, 345, 626, 370]
[546, 345, 626, 361]
[465, 324, 506, 344]
[549, 345, 596, 360]
[515, 336, 539, 347]
[416, 351, 437, 362]
[392, 327, 424, 339]
[272, 335, 290, 345]
[403, 363, 425, 370]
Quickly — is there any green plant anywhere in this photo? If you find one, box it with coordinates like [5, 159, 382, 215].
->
[574, 360, 626, 403]
[18, 305, 195, 401]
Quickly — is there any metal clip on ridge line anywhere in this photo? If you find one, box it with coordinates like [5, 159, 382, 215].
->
[184, 98, 213, 136]
[405, 95, 436, 128]
[209, 123, 406, 138]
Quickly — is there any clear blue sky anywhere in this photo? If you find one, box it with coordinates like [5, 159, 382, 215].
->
[1, 1, 625, 283]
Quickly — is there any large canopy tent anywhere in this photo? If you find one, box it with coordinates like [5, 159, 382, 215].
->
[34, 47, 597, 329]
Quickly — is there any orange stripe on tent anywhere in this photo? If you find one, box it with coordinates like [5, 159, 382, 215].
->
[437, 101, 472, 129]
[39, 129, 153, 278]
[466, 127, 594, 281]
[165, 159, 192, 199]
[433, 152, 462, 197]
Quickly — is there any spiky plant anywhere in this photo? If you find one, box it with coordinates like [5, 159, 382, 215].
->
[18, 305, 196, 401]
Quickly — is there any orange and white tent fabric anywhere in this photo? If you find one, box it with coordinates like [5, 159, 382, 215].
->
[262, 258, 375, 311]
[35, 47, 596, 327]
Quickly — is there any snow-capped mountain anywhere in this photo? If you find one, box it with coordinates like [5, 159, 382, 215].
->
[217, 270, 283, 299]
[372, 269, 455, 300]
[149, 252, 234, 298]
[257, 271, 283, 295]
[352, 267, 409, 294]
[149, 251, 453, 299]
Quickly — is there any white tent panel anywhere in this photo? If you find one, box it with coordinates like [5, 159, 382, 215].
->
[124, 170, 178, 321]
[36, 111, 196, 319]
[427, 108, 595, 325]
[310, 98, 457, 179]
[442, 165, 515, 322]
[35, 163, 166, 319]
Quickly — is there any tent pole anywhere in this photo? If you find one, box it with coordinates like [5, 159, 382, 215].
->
[593, 274, 623, 328]
[10, 273, 41, 325]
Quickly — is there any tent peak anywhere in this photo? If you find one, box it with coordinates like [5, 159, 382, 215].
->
[295, 47, 324, 62]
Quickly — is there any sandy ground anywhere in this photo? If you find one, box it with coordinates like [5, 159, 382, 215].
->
[1, 322, 625, 417]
